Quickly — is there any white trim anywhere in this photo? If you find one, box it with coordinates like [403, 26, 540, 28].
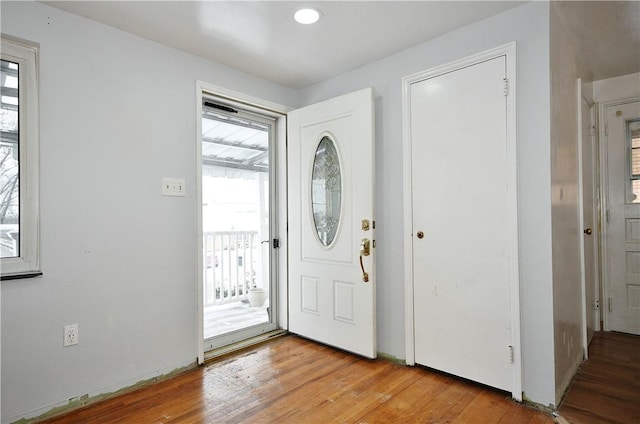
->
[402, 42, 522, 400]
[598, 96, 640, 332]
[577, 78, 588, 359]
[401, 69, 415, 367]
[198, 81, 293, 115]
[195, 82, 290, 364]
[592, 102, 601, 332]
[1, 37, 40, 277]
[196, 84, 205, 364]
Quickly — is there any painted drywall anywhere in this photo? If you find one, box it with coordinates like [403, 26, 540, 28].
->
[593, 72, 640, 102]
[549, 3, 593, 405]
[0, 2, 297, 422]
[299, 2, 556, 406]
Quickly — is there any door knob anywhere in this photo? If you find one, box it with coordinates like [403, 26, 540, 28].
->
[416, 231, 424, 239]
[584, 228, 592, 235]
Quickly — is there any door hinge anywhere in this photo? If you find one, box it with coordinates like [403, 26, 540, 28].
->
[508, 346, 514, 364]
[503, 78, 509, 96]
[590, 125, 596, 136]
[272, 238, 280, 249]
[606, 209, 611, 223]
[595, 299, 600, 310]
[608, 298, 613, 312]
[605, 123, 609, 136]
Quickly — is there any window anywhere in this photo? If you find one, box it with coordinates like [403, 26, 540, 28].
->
[1, 36, 40, 279]
[628, 119, 640, 204]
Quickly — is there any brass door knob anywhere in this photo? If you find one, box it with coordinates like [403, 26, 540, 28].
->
[416, 231, 424, 239]
[584, 228, 592, 235]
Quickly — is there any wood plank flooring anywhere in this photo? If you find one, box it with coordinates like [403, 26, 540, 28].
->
[558, 331, 640, 424]
[38, 335, 553, 424]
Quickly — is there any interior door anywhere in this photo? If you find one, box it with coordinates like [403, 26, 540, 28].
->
[288, 88, 376, 358]
[411, 55, 516, 392]
[580, 94, 598, 345]
[605, 100, 640, 335]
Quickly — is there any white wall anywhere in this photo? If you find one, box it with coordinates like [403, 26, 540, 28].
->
[299, 1, 556, 407]
[0, 2, 297, 422]
[594, 72, 640, 102]
[549, 3, 593, 405]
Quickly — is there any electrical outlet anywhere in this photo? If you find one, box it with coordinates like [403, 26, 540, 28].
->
[64, 324, 79, 347]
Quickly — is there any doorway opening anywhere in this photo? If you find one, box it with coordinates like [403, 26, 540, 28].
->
[199, 95, 279, 354]
[600, 99, 640, 336]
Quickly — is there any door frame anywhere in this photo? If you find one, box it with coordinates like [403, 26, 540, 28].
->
[598, 96, 640, 332]
[577, 78, 599, 358]
[401, 43, 522, 400]
[195, 81, 290, 364]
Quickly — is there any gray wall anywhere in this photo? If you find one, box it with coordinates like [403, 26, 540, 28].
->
[1, 2, 297, 422]
[549, 3, 593, 405]
[298, 1, 556, 406]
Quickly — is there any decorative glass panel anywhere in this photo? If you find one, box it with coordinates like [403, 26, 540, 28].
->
[628, 120, 640, 203]
[311, 136, 341, 246]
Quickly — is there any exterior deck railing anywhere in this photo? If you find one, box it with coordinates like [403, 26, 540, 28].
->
[203, 231, 259, 307]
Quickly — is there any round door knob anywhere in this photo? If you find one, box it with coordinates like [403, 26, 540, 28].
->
[584, 228, 592, 235]
[416, 231, 424, 239]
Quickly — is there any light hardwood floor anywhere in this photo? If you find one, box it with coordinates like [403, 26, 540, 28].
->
[38, 335, 554, 423]
[558, 331, 640, 424]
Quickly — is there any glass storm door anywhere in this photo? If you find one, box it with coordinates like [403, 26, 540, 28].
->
[201, 98, 277, 352]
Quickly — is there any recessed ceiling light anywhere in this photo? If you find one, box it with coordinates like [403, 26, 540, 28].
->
[294, 8, 321, 25]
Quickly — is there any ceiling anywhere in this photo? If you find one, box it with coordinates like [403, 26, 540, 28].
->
[41, 1, 639, 89]
[554, 1, 640, 81]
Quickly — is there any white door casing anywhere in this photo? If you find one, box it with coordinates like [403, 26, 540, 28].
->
[603, 99, 640, 335]
[577, 82, 598, 351]
[403, 44, 521, 399]
[288, 88, 376, 358]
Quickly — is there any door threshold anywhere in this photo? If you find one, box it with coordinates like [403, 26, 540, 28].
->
[204, 330, 288, 363]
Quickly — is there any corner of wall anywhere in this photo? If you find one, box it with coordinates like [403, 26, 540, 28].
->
[549, 0, 589, 407]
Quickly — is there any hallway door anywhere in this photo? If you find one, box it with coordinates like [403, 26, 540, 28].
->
[604, 100, 640, 335]
[406, 46, 520, 396]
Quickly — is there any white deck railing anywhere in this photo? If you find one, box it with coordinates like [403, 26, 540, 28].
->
[203, 231, 260, 307]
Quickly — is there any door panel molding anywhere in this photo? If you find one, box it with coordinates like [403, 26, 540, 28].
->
[401, 42, 521, 400]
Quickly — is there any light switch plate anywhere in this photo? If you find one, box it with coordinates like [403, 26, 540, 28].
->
[162, 177, 186, 197]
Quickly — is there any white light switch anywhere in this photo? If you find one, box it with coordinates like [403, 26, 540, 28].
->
[162, 177, 186, 197]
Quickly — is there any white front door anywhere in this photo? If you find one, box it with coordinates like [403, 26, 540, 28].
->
[604, 100, 640, 335]
[288, 88, 376, 358]
[409, 51, 518, 393]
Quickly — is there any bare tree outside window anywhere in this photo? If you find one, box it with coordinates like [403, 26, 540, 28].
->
[1, 59, 20, 258]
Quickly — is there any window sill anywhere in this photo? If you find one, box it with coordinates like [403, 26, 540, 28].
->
[1, 271, 43, 281]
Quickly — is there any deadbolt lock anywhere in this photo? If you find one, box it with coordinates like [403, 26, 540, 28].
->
[417, 231, 424, 239]
[362, 219, 370, 231]
[584, 228, 592, 235]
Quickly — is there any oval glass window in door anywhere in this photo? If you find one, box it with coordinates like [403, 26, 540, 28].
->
[311, 136, 342, 246]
